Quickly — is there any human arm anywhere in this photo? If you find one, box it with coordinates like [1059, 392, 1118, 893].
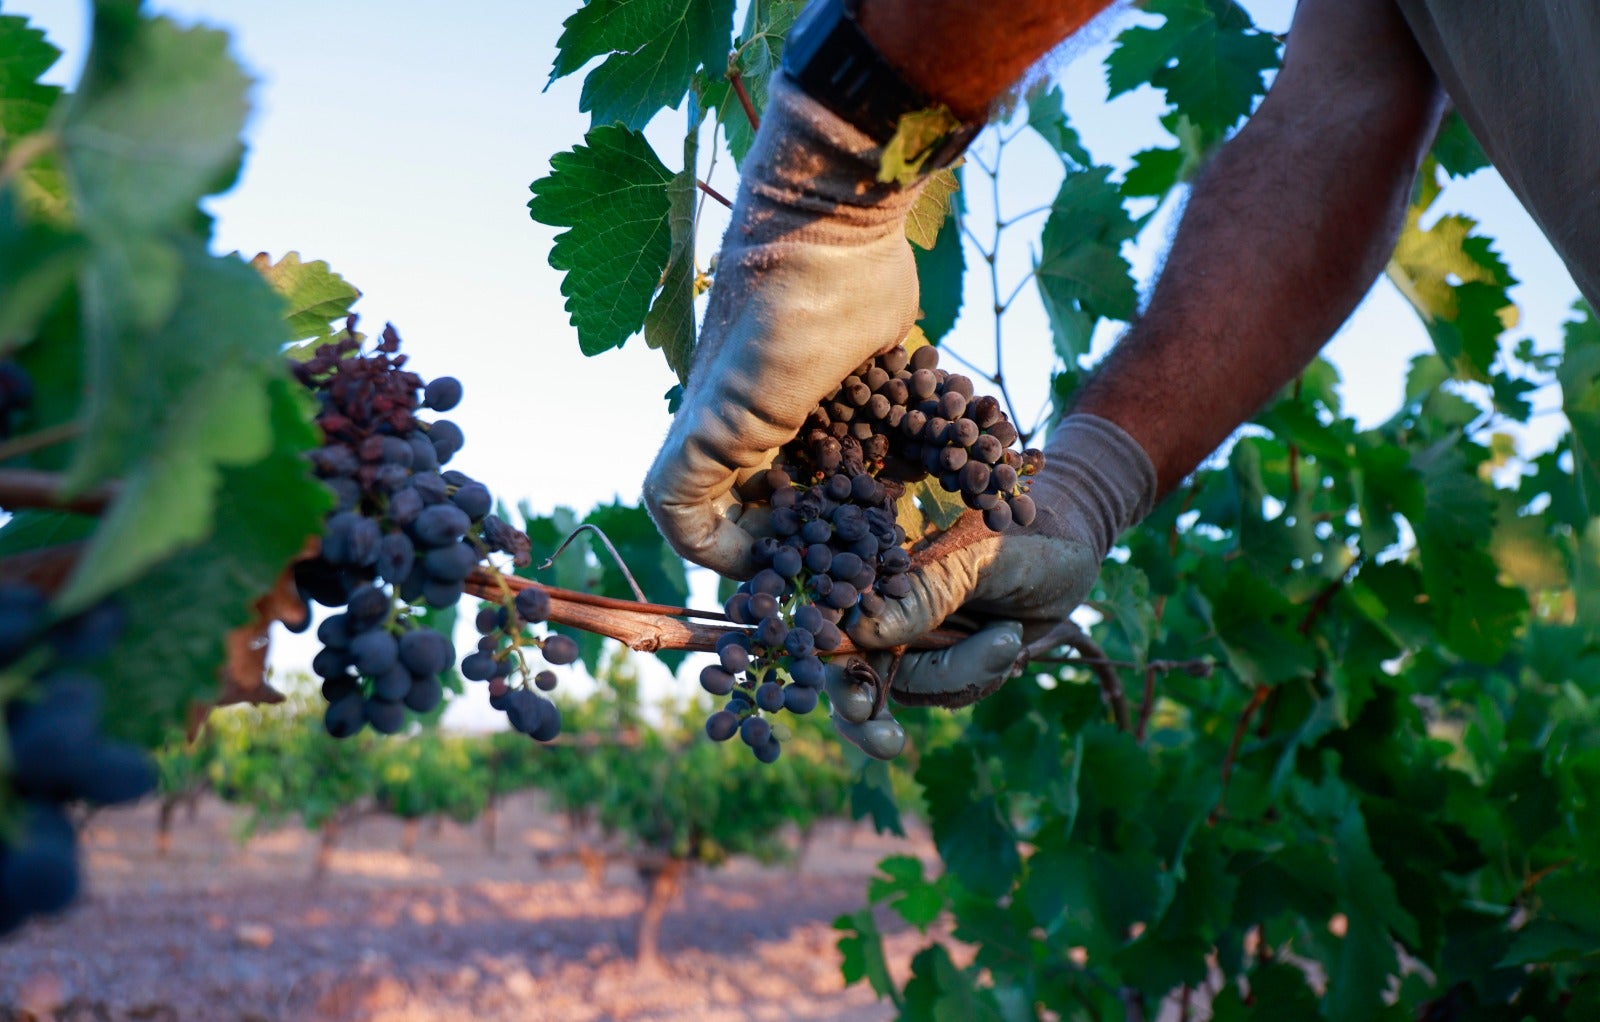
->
[1072, 0, 1448, 496]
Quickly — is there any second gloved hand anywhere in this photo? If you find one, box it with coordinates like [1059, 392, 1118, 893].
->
[847, 414, 1158, 711]
[642, 74, 926, 580]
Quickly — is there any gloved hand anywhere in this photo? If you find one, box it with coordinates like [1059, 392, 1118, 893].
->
[643, 73, 926, 580]
[828, 415, 1157, 757]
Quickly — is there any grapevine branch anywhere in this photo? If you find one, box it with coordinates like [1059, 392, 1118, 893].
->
[1013, 618, 1129, 731]
[0, 469, 117, 515]
[696, 179, 733, 209]
[727, 66, 761, 132]
[462, 567, 965, 657]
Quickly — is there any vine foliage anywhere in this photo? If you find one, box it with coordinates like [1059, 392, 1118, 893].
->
[531, 0, 1600, 1017]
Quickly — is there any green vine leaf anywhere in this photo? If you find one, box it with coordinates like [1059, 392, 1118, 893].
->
[1558, 301, 1600, 518]
[877, 106, 963, 186]
[61, 246, 294, 609]
[904, 167, 959, 251]
[549, 0, 736, 131]
[528, 124, 674, 357]
[642, 106, 700, 385]
[912, 177, 965, 344]
[1385, 164, 1517, 381]
[1105, 0, 1280, 141]
[101, 378, 328, 746]
[1035, 166, 1139, 366]
[60, 8, 249, 236]
[1025, 81, 1091, 167]
[252, 251, 361, 348]
[0, 11, 66, 213]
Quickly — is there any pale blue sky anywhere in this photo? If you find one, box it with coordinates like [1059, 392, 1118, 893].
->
[7, 0, 1584, 715]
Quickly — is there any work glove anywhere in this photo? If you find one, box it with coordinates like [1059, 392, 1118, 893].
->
[643, 73, 925, 580]
[828, 415, 1157, 758]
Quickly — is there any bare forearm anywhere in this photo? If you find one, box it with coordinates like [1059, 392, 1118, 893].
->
[858, 0, 1113, 120]
[1073, 0, 1445, 496]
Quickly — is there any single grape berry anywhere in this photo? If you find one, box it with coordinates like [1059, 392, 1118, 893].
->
[542, 633, 580, 666]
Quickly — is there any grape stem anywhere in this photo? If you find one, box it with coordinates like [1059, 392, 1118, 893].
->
[0, 420, 87, 465]
[696, 179, 734, 209]
[462, 566, 970, 658]
[538, 523, 651, 603]
[1013, 618, 1130, 731]
[0, 467, 117, 515]
[727, 65, 761, 132]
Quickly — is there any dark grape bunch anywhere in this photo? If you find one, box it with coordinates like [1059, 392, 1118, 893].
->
[0, 585, 156, 936]
[783, 343, 1042, 531]
[698, 342, 1042, 762]
[292, 319, 563, 741]
[699, 463, 909, 762]
[0, 359, 34, 441]
[474, 586, 579, 742]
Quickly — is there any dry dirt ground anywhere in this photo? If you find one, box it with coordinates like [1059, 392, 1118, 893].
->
[0, 794, 942, 1022]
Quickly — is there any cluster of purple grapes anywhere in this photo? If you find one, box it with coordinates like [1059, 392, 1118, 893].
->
[0, 587, 155, 935]
[698, 343, 1042, 762]
[471, 586, 577, 744]
[699, 460, 910, 762]
[293, 321, 562, 740]
[0, 359, 34, 441]
[787, 343, 1041, 531]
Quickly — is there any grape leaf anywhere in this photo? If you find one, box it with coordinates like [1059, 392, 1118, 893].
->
[700, 0, 804, 164]
[60, 245, 294, 609]
[912, 188, 965, 343]
[904, 167, 959, 251]
[0, 189, 83, 350]
[642, 107, 699, 385]
[251, 251, 361, 347]
[918, 745, 1019, 899]
[549, 0, 736, 131]
[1026, 81, 1092, 167]
[834, 909, 900, 1003]
[0, 11, 66, 213]
[1104, 0, 1279, 140]
[59, 7, 248, 235]
[529, 124, 674, 357]
[868, 855, 947, 931]
[907, 477, 967, 532]
[1122, 146, 1183, 198]
[848, 758, 904, 836]
[1432, 109, 1490, 179]
[1385, 166, 1517, 381]
[879, 107, 963, 186]
[1413, 443, 1525, 663]
[1558, 302, 1600, 518]
[901, 944, 1003, 1022]
[1035, 166, 1139, 366]
[101, 378, 327, 747]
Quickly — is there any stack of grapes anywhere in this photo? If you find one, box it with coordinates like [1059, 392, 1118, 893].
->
[292, 320, 564, 742]
[699, 341, 1041, 761]
[0, 587, 156, 935]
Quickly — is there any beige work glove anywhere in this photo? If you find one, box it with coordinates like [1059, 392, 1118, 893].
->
[642, 73, 925, 579]
[829, 415, 1157, 758]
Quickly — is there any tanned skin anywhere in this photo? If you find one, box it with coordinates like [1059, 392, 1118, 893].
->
[858, 0, 1447, 497]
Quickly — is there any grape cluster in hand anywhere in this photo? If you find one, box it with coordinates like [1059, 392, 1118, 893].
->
[0, 586, 155, 936]
[787, 343, 1041, 531]
[700, 343, 1042, 761]
[293, 320, 537, 738]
